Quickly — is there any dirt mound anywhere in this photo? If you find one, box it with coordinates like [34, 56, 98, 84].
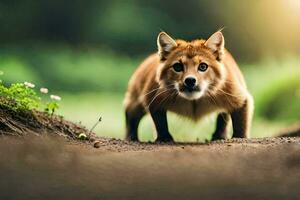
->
[0, 104, 93, 139]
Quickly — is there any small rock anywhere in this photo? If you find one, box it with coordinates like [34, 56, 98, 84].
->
[112, 141, 118, 145]
[93, 140, 101, 148]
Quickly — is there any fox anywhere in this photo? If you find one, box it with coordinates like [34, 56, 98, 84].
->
[124, 31, 254, 142]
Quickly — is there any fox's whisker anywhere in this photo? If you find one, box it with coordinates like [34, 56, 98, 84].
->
[146, 88, 175, 109]
[206, 91, 218, 107]
[217, 88, 244, 98]
[142, 83, 175, 98]
[157, 89, 177, 108]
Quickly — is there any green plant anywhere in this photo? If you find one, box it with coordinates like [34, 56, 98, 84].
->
[0, 72, 61, 113]
[45, 101, 59, 115]
[0, 83, 40, 110]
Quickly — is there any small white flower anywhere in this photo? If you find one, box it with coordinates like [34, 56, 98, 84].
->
[24, 81, 35, 88]
[50, 95, 61, 101]
[40, 87, 49, 94]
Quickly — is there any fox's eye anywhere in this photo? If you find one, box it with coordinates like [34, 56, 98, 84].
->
[198, 63, 208, 72]
[172, 63, 184, 72]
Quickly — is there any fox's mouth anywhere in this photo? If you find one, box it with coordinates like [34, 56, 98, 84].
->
[177, 85, 203, 100]
[180, 85, 201, 93]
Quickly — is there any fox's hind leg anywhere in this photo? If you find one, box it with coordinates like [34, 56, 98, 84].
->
[211, 112, 230, 141]
[125, 103, 145, 141]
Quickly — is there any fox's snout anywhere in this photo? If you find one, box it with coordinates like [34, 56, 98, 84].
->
[184, 76, 197, 89]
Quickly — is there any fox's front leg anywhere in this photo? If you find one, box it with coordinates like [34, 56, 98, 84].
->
[212, 113, 230, 141]
[149, 108, 174, 143]
[231, 96, 254, 138]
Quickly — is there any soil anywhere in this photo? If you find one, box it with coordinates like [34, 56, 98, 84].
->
[0, 136, 299, 200]
[0, 104, 94, 139]
[0, 105, 300, 200]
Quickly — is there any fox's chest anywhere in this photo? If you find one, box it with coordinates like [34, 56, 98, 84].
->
[167, 97, 225, 120]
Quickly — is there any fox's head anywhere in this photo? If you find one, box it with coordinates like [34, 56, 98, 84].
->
[156, 31, 226, 100]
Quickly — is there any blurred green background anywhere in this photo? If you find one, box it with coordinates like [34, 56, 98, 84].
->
[1, 0, 300, 141]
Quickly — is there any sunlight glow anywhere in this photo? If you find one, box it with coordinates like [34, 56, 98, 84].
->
[287, 0, 300, 9]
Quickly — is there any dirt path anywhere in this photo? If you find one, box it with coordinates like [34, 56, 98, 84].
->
[0, 136, 299, 200]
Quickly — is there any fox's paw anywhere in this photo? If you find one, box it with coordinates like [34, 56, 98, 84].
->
[155, 135, 174, 144]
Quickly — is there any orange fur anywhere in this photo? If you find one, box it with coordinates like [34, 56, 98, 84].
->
[124, 31, 253, 142]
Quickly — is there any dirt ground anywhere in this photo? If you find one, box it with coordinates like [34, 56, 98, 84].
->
[0, 135, 299, 200]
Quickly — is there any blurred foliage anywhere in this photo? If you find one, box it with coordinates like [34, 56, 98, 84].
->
[243, 57, 300, 122]
[0, 46, 138, 92]
[1, 0, 300, 59]
[254, 72, 300, 121]
[1, 0, 300, 92]
[0, 0, 300, 139]
[1, 47, 300, 124]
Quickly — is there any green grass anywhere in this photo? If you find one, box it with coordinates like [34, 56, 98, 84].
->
[58, 92, 293, 142]
[59, 92, 216, 142]
[243, 56, 300, 121]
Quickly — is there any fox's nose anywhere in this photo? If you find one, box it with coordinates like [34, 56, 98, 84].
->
[184, 76, 197, 88]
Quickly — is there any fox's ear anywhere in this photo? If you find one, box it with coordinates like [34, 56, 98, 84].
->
[204, 31, 225, 61]
[157, 32, 177, 60]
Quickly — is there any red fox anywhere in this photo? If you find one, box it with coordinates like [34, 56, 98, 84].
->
[124, 31, 253, 142]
